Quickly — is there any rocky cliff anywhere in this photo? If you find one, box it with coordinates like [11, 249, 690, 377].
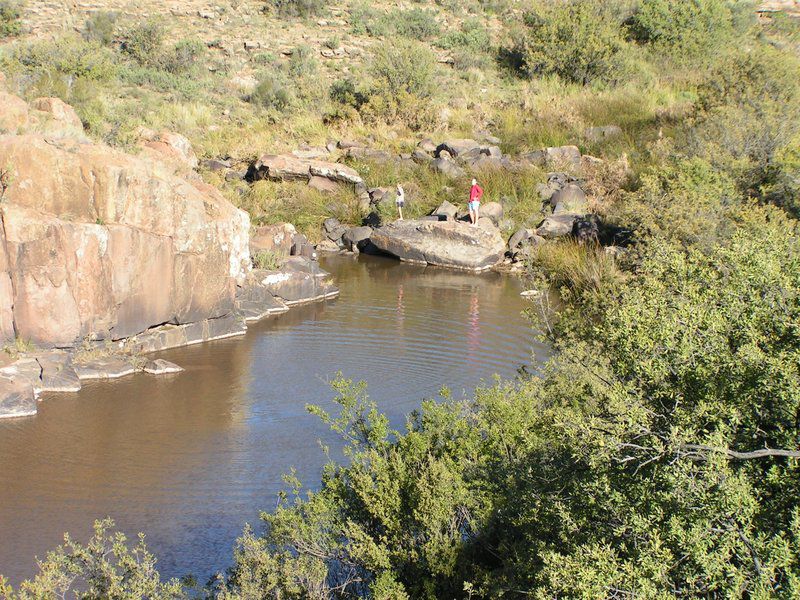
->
[0, 88, 251, 347]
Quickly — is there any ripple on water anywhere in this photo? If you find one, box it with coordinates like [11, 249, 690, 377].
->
[0, 254, 546, 586]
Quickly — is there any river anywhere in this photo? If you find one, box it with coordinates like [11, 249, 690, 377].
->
[0, 254, 546, 585]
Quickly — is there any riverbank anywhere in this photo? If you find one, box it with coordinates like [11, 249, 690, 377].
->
[0, 255, 339, 418]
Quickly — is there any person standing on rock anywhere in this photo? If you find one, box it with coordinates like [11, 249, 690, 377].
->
[396, 184, 405, 221]
[468, 179, 483, 225]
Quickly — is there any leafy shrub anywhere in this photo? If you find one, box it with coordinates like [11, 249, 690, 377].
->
[82, 10, 118, 45]
[249, 72, 292, 112]
[532, 239, 623, 299]
[122, 20, 165, 66]
[14, 35, 117, 81]
[349, 1, 389, 36]
[0, 0, 22, 38]
[764, 134, 800, 217]
[160, 38, 206, 75]
[267, 0, 325, 18]
[286, 44, 317, 78]
[629, 0, 734, 59]
[6, 519, 183, 598]
[697, 45, 800, 113]
[392, 7, 440, 40]
[619, 157, 741, 248]
[437, 18, 491, 69]
[507, 0, 626, 85]
[359, 40, 438, 129]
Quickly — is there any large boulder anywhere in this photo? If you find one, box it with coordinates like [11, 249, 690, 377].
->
[0, 131, 250, 347]
[552, 183, 588, 215]
[251, 223, 296, 254]
[431, 200, 459, 221]
[522, 145, 582, 170]
[30, 97, 83, 131]
[480, 201, 504, 226]
[252, 154, 362, 186]
[431, 157, 466, 179]
[342, 226, 373, 252]
[139, 129, 199, 171]
[435, 139, 482, 158]
[0, 91, 29, 133]
[536, 214, 579, 239]
[370, 219, 506, 272]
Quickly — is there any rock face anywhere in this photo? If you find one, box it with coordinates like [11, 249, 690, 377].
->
[250, 223, 296, 254]
[371, 219, 506, 272]
[0, 96, 251, 348]
[31, 97, 83, 131]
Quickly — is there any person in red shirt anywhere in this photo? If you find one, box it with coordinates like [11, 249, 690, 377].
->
[468, 178, 483, 225]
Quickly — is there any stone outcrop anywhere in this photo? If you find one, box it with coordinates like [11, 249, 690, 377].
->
[371, 219, 506, 272]
[252, 154, 363, 186]
[137, 128, 200, 171]
[250, 223, 297, 254]
[0, 94, 251, 348]
[30, 97, 83, 131]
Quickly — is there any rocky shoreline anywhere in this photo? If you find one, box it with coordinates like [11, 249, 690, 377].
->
[0, 255, 339, 419]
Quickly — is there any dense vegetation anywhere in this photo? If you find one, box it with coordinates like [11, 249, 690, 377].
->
[1, 0, 800, 597]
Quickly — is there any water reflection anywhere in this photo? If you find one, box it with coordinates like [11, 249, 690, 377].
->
[0, 254, 545, 585]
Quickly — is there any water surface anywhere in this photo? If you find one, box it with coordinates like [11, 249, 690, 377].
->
[0, 254, 545, 584]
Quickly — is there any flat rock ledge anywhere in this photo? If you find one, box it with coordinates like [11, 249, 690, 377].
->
[0, 257, 339, 418]
[370, 220, 506, 272]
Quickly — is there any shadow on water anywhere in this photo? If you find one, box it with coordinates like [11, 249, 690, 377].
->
[0, 253, 546, 585]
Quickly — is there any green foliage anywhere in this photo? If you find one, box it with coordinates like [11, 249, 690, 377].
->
[160, 38, 206, 75]
[286, 44, 317, 78]
[349, 1, 389, 37]
[630, 0, 735, 59]
[0, 0, 22, 39]
[248, 72, 292, 112]
[5, 519, 184, 599]
[532, 239, 624, 300]
[508, 0, 626, 85]
[267, 0, 325, 18]
[82, 10, 118, 46]
[13, 35, 117, 82]
[392, 7, 440, 41]
[121, 20, 165, 66]
[358, 40, 438, 129]
[620, 157, 741, 248]
[210, 207, 800, 598]
[437, 18, 491, 69]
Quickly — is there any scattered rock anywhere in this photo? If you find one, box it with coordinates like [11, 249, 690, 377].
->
[480, 201, 504, 226]
[252, 154, 362, 185]
[251, 223, 296, 254]
[435, 139, 481, 158]
[417, 139, 437, 154]
[315, 238, 341, 253]
[521, 145, 582, 171]
[74, 357, 137, 380]
[552, 183, 588, 215]
[201, 159, 232, 172]
[585, 125, 623, 143]
[431, 200, 459, 221]
[431, 157, 466, 179]
[143, 359, 184, 375]
[0, 376, 36, 419]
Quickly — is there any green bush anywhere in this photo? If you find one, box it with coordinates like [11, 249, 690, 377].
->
[267, 0, 325, 18]
[392, 7, 440, 40]
[349, 1, 389, 36]
[14, 35, 117, 82]
[697, 45, 800, 113]
[619, 157, 741, 248]
[252, 249, 286, 270]
[507, 0, 626, 85]
[286, 44, 317, 78]
[437, 18, 491, 69]
[249, 72, 293, 112]
[0, 0, 22, 38]
[359, 40, 438, 129]
[122, 20, 165, 66]
[629, 0, 734, 59]
[82, 11, 118, 45]
[160, 38, 206, 75]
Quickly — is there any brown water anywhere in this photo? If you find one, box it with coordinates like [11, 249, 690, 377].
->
[0, 254, 545, 585]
